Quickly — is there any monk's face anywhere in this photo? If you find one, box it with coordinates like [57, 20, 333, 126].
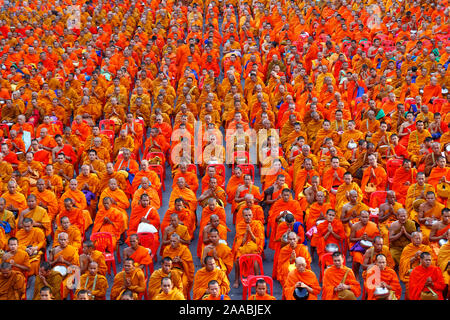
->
[210, 216, 220, 228]
[205, 258, 216, 271]
[174, 201, 183, 211]
[326, 210, 336, 222]
[256, 283, 267, 297]
[343, 174, 352, 185]
[170, 236, 180, 248]
[69, 180, 78, 190]
[37, 180, 45, 192]
[421, 255, 432, 268]
[332, 255, 343, 268]
[443, 212, 450, 224]
[208, 283, 220, 297]
[288, 233, 297, 248]
[59, 235, 69, 248]
[417, 174, 425, 185]
[27, 197, 37, 209]
[140, 196, 149, 207]
[103, 199, 112, 210]
[162, 260, 172, 273]
[296, 260, 307, 273]
[7, 183, 16, 194]
[376, 256, 387, 271]
[282, 191, 290, 202]
[161, 279, 172, 294]
[88, 263, 98, 276]
[208, 231, 219, 245]
[61, 218, 70, 230]
[0, 200, 5, 212]
[374, 239, 383, 252]
[243, 210, 253, 224]
[208, 201, 216, 211]
[23, 222, 33, 233]
[412, 233, 423, 246]
[0, 267, 11, 278]
[8, 239, 18, 252]
[123, 261, 134, 274]
[109, 180, 118, 191]
[425, 193, 436, 205]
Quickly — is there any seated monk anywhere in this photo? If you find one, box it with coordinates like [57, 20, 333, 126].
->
[172, 162, 199, 194]
[32, 261, 63, 301]
[130, 177, 160, 210]
[284, 256, 322, 300]
[1, 237, 31, 277]
[322, 251, 361, 300]
[378, 191, 405, 244]
[316, 209, 347, 258]
[123, 234, 153, 270]
[59, 179, 93, 229]
[299, 175, 329, 214]
[391, 159, 417, 206]
[76, 165, 100, 218]
[340, 190, 370, 237]
[161, 197, 195, 242]
[17, 152, 43, 196]
[53, 216, 82, 252]
[113, 130, 135, 160]
[197, 177, 227, 208]
[98, 178, 130, 231]
[131, 159, 161, 194]
[91, 197, 126, 250]
[405, 172, 435, 214]
[200, 165, 225, 193]
[429, 208, 450, 256]
[79, 240, 108, 277]
[47, 232, 80, 299]
[232, 174, 263, 216]
[231, 208, 265, 289]
[437, 230, 450, 289]
[56, 198, 88, 234]
[235, 194, 265, 227]
[399, 232, 436, 299]
[0, 262, 26, 300]
[0, 198, 16, 237]
[30, 179, 59, 222]
[98, 162, 128, 194]
[161, 233, 195, 299]
[293, 157, 320, 198]
[128, 193, 160, 241]
[267, 188, 303, 250]
[361, 236, 395, 281]
[201, 279, 232, 300]
[388, 208, 418, 267]
[169, 177, 198, 213]
[147, 257, 184, 300]
[334, 172, 364, 216]
[348, 210, 380, 280]
[364, 254, 402, 300]
[361, 153, 387, 203]
[113, 148, 139, 195]
[247, 278, 277, 300]
[275, 231, 311, 286]
[200, 228, 233, 276]
[198, 214, 229, 260]
[110, 258, 146, 300]
[53, 153, 74, 188]
[409, 252, 446, 300]
[2, 180, 27, 217]
[74, 261, 109, 300]
[322, 157, 347, 207]
[225, 166, 244, 207]
[154, 277, 185, 300]
[417, 191, 445, 244]
[17, 194, 51, 237]
[193, 255, 230, 300]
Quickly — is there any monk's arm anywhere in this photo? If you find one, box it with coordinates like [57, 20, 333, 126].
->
[348, 227, 360, 243]
[388, 224, 403, 242]
[428, 224, 444, 242]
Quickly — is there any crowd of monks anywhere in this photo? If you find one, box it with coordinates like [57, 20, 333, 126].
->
[0, 0, 449, 301]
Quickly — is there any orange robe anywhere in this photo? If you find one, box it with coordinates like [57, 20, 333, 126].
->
[284, 268, 322, 300]
[365, 266, 402, 300]
[192, 267, 230, 300]
[322, 265, 361, 300]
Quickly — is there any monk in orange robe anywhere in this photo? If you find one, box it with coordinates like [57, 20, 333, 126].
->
[225, 167, 244, 207]
[428, 209, 450, 256]
[14, 218, 46, 276]
[391, 159, 417, 205]
[91, 197, 126, 249]
[201, 228, 233, 276]
[59, 179, 93, 229]
[98, 178, 130, 231]
[169, 177, 198, 212]
[161, 198, 196, 240]
[364, 254, 402, 300]
[361, 154, 387, 202]
[130, 177, 161, 210]
[409, 252, 446, 300]
[192, 256, 230, 300]
[128, 193, 160, 241]
[123, 234, 153, 270]
[284, 256, 322, 300]
[322, 252, 361, 300]
[56, 198, 87, 233]
[130, 159, 161, 194]
[316, 209, 347, 257]
[172, 162, 199, 194]
[2, 180, 28, 215]
[30, 179, 59, 221]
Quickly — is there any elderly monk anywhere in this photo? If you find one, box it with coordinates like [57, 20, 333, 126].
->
[322, 251, 361, 300]
[47, 232, 80, 299]
[275, 231, 311, 286]
[131, 177, 161, 210]
[201, 165, 225, 191]
[53, 216, 82, 251]
[110, 258, 146, 300]
[391, 159, 417, 205]
[113, 148, 139, 194]
[2, 180, 27, 215]
[429, 209, 450, 256]
[113, 129, 135, 160]
[131, 159, 161, 194]
[169, 177, 198, 213]
[147, 257, 184, 300]
[17, 194, 51, 237]
[98, 179, 130, 230]
[79, 240, 108, 277]
[172, 162, 199, 194]
[15, 218, 46, 275]
[162, 233, 195, 299]
[75, 261, 109, 300]
[316, 209, 346, 258]
[59, 179, 93, 227]
[32, 261, 63, 300]
[0, 262, 26, 300]
[348, 210, 380, 280]
[284, 256, 322, 300]
[128, 193, 160, 238]
[161, 213, 192, 256]
[161, 196, 194, 238]
[193, 255, 230, 300]
[154, 277, 185, 300]
[364, 254, 402, 300]
[57, 198, 88, 233]
[409, 252, 446, 300]
[31, 179, 59, 221]
[123, 234, 153, 270]
[92, 197, 126, 249]
[388, 209, 418, 267]
[201, 228, 233, 275]
[232, 208, 265, 289]
[417, 191, 445, 243]
[399, 232, 436, 299]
